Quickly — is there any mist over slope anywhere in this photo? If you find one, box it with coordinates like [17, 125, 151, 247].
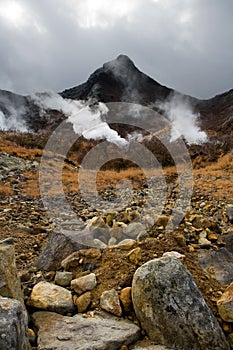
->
[0, 55, 232, 149]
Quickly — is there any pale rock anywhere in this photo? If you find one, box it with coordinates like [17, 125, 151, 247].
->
[0, 238, 24, 304]
[127, 247, 142, 265]
[71, 273, 97, 295]
[116, 239, 136, 250]
[27, 281, 74, 314]
[32, 311, 140, 350]
[93, 238, 108, 249]
[100, 289, 122, 316]
[124, 222, 146, 239]
[162, 251, 185, 262]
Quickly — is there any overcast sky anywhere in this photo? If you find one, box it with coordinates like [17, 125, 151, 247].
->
[0, 0, 233, 99]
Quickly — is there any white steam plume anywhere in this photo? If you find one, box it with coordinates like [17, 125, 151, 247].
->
[158, 94, 207, 145]
[0, 108, 28, 132]
[31, 92, 128, 146]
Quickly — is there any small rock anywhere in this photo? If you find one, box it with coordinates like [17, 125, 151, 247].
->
[55, 271, 73, 287]
[117, 239, 136, 250]
[226, 205, 233, 223]
[127, 247, 142, 265]
[71, 273, 97, 295]
[162, 251, 185, 262]
[27, 281, 74, 314]
[120, 287, 132, 313]
[28, 328, 36, 344]
[217, 282, 233, 322]
[73, 292, 91, 313]
[108, 237, 117, 246]
[93, 239, 107, 249]
[155, 215, 169, 228]
[198, 237, 212, 247]
[100, 289, 122, 316]
[124, 222, 146, 239]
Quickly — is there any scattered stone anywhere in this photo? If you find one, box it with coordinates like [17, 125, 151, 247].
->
[0, 296, 30, 350]
[73, 292, 91, 313]
[93, 238, 108, 249]
[127, 247, 142, 265]
[0, 238, 24, 304]
[61, 248, 102, 271]
[116, 239, 136, 250]
[100, 289, 122, 316]
[36, 230, 90, 271]
[155, 215, 169, 228]
[124, 222, 146, 239]
[120, 287, 132, 313]
[197, 233, 233, 285]
[198, 236, 212, 247]
[71, 273, 97, 295]
[32, 311, 140, 349]
[108, 237, 117, 246]
[217, 282, 233, 322]
[27, 281, 74, 314]
[55, 271, 73, 287]
[132, 256, 229, 350]
[28, 328, 36, 345]
[226, 205, 233, 223]
[162, 251, 185, 262]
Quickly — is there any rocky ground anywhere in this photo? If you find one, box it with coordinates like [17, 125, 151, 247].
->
[0, 147, 233, 349]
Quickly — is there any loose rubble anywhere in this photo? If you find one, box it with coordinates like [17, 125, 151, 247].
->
[1, 150, 233, 349]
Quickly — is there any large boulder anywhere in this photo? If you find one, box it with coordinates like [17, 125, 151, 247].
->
[132, 256, 230, 350]
[32, 311, 141, 350]
[0, 238, 24, 304]
[0, 296, 30, 350]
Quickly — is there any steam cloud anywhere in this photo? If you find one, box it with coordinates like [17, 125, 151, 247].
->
[0, 108, 28, 132]
[157, 94, 208, 144]
[32, 92, 128, 146]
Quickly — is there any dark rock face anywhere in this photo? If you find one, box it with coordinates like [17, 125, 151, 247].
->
[132, 256, 230, 350]
[197, 233, 233, 285]
[36, 230, 91, 271]
[0, 296, 30, 350]
[61, 55, 174, 104]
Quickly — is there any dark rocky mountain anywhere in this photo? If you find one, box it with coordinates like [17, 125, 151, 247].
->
[0, 54, 232, 141]
[61, 54, 176, 104]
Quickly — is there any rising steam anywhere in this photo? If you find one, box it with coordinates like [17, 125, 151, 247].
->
[0, 108, 28, 132]
[157, 94, 208, 144]
[32, 92, 128, 146]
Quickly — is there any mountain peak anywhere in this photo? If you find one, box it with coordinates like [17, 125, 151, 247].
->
[103, 54, 136, 72]
[61, 54, 172, 103]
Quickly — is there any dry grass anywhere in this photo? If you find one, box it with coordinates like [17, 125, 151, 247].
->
[0, 133, 42, 161]
[194, 151, 233, 201]
[0, 184, 14, 197]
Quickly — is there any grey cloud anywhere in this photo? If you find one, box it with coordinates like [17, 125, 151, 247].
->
[0, 0, 232, 98]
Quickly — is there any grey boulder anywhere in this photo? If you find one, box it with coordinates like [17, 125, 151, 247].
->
[132, 256, 229, 350]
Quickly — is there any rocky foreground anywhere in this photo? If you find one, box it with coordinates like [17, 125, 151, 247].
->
[1, 151, 233, 349]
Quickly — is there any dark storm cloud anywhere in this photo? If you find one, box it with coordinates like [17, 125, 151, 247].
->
[0, 0, 233, 98]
